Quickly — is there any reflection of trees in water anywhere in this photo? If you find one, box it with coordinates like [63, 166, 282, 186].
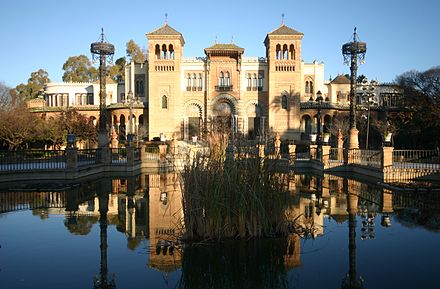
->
[178, 239, 292, 289]
[64, 215, 99, 235]
[395, 209, 440, 232]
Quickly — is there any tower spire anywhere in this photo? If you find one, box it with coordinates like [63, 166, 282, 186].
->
[281, 13, 285, 25]
[165, 13, 168, 24]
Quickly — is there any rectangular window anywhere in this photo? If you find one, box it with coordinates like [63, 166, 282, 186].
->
[87, 93, 94, 105]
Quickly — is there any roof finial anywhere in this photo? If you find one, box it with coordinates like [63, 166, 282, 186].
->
[231, 35, 234, 44]
[100, 28, 104, 42]
[215, 35, 217, 44]
[165, 13, 168, 24]
[281, 13, 285, 25]
[353, 27, 357, 41]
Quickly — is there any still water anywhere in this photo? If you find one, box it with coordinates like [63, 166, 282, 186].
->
[1, 173, 440, 289]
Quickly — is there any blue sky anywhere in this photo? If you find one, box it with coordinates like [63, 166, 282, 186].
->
[1, 0, 439, 88]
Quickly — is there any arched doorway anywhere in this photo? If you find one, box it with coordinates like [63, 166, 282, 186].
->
[119, 115, 126, 141]
[323, 115, 332, 133]
[185, 103, 202, 140]
[246, 103, 262, 140]
[301, 115, 312, 139]
[213, 100, 234, 134]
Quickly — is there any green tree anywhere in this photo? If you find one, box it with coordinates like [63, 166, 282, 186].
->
[126, 39, 146, 63]
[0, 104, 40, 149]
[108, 57, 126, 82]
[54, 109, 97, 144]
[15, 69, 50, 100]
[62, 55, 98, 82]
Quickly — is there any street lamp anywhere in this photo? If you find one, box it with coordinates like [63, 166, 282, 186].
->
[316, 91, 323, 160]
[360, 79, 377, 149]
[127, 90, 134, 146]
[91, 28, 114, 148]
[342, 27, 367, 150]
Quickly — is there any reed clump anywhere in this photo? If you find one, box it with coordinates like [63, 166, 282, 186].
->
[181, 136, 292, 241]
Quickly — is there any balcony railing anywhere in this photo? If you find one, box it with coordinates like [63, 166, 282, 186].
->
[215, 85, 233, 92]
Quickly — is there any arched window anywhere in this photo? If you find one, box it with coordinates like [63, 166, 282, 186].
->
[283, 44, 288, 59]
[310, 82, 314, 94]
[258, 73, 263, 90]
[186, 74, 191, 91]
[198, 73, 202, 90]
[169, 44, 174, 59]
[289, 44, 295, 60]
[252, 74, 257, 90]
[276, 44, 281, 60]
[219, 71, 225, 86]
[247, 74, 251, 91]
[225, 72, 230, 86]
[192, 73, 197, 90]
[155, 44, 160, 59]
[162, 95, 168, 109]
[281, 94, 288, 109]
[305, 81, 310, 94]
[161, 44, 167, 59]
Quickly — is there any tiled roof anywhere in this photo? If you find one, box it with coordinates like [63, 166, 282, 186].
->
[268, 24, 303, 36]
[332, 75, 351, 84]
[205, 43, 244, 51]
[147, 23, 182, 36]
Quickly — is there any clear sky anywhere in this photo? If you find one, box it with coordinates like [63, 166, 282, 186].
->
[1, 0, 439, 88]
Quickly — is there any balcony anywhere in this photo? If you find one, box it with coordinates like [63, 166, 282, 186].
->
[215, 85, 233, 92]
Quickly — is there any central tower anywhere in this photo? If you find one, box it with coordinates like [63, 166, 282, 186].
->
[146, 22, 185, 140]
[265, 23, 303, 139]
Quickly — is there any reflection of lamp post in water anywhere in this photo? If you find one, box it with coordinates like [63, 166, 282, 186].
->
[93, 192, 116, 289]
[341, 178, 364, 289]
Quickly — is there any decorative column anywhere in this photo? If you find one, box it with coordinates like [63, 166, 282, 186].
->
[274, 133, 281, 158]
[321, 145, 331, 168]
[288, 144, 296, 163]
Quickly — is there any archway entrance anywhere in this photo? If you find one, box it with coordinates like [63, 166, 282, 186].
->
[185, 103, 203, 140]
[246, 103, 262, 140]
[212, 100, 234, 134]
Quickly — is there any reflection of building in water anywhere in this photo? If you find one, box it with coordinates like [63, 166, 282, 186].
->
[0, 191, 66, 214]
[148, 173, 183, 272]
[284, 233, 301, 268]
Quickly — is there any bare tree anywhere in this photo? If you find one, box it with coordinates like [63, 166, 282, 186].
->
[329, 112, 349, 142]
[0, 82, 11, 109]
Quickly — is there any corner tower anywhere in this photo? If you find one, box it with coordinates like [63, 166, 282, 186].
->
[146, 23, 185, 140]
[265, 23, 303, 139]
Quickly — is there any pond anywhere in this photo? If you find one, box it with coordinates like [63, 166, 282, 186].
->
[0, 172, 440, 289]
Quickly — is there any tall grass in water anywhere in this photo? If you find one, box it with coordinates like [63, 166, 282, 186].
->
[181, 135, 292, 241]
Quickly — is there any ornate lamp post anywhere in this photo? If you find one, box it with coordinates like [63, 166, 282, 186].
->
[316, 91, 324, 160]
[91, 29, 114, 148]
[359, 79, 377, 149]
[342, 28, 367, 149]
[127, 90, 134, 146]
